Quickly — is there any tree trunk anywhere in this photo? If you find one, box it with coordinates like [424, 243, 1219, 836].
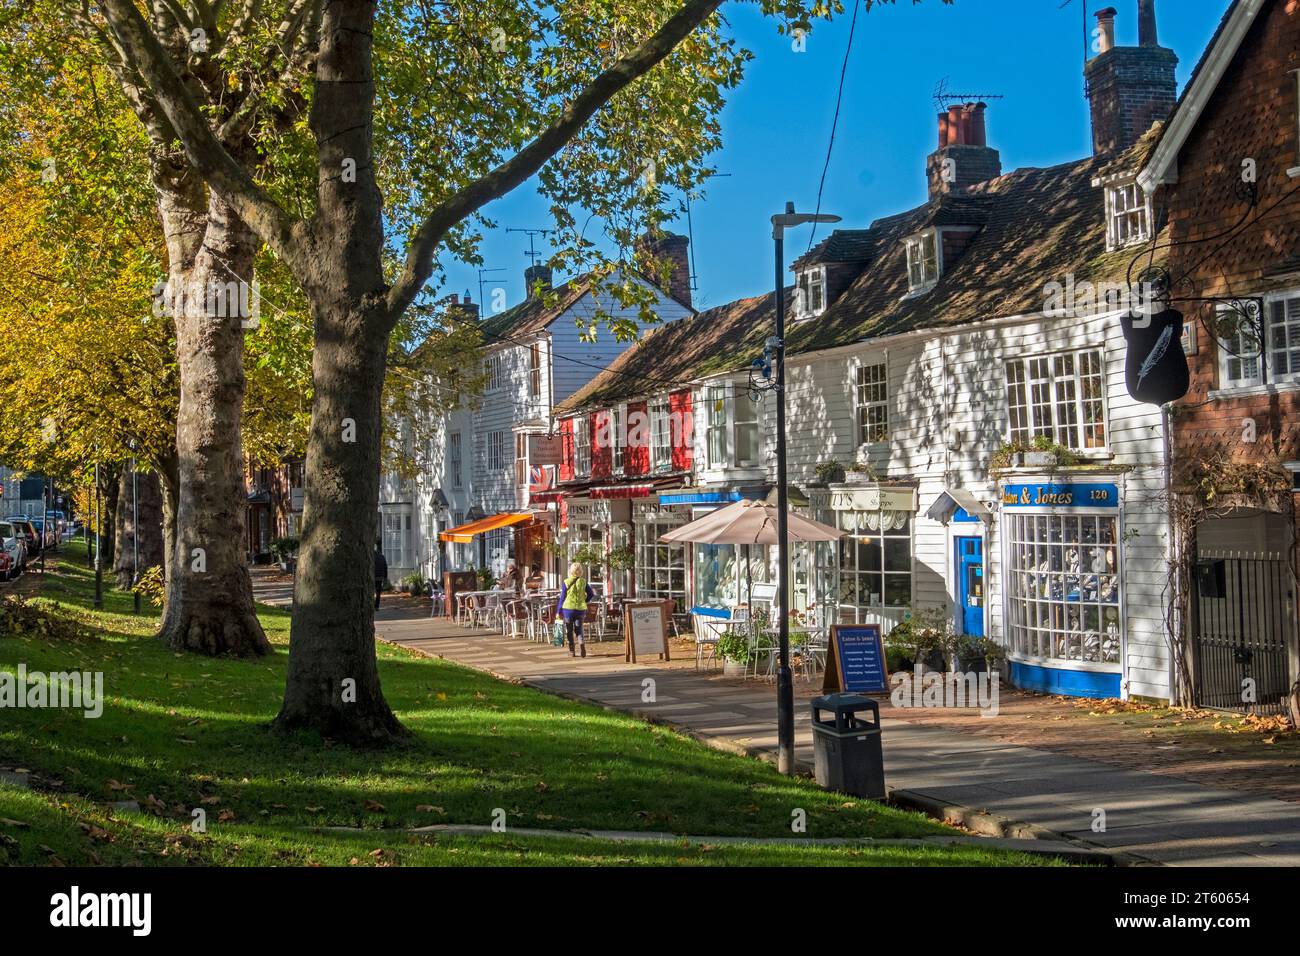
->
[114, 466, 165, 589]
[156, 453, 179, 592]
[273, 0, 402, 743]
[273, 300, 404, 743]
[155, 189, 269, 657]
[100, 462, 121, 571]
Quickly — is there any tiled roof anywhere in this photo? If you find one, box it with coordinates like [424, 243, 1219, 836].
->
[555, 290, 783, 412]
[477, 277, 593, 342]
[558, 130, 1166, 413]
[792, 229, 875, 269]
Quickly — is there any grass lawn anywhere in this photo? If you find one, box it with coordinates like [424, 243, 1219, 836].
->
[0, 542, 1056, 867]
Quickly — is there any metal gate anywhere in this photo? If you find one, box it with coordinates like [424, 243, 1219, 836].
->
[1191, 552, 1296, 715]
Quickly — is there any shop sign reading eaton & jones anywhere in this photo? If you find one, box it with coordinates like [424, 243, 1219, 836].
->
[1002, 482, 1119, 509]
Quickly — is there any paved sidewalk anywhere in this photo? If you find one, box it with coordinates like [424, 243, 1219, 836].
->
[376, 611, 1300, 867]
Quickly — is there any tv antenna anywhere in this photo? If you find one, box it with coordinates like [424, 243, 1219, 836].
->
[683, 172, 731, 293]
[505, 227, 555, 268]
[476, 267, 506, 307]
[932, 77, 1004, 113]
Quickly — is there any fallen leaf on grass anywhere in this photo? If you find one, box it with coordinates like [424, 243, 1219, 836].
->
[217, 809, 236, 822]
[364, 800, 385, 812]
[415, 805, 445, 814]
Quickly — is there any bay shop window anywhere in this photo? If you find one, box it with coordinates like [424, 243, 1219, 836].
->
[1002, 481, 1123, 685]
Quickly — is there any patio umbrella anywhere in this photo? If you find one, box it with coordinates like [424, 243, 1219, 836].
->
[658, 498, 842, 545]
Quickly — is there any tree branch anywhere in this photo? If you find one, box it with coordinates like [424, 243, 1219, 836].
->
[385, 0, 724, 319]
[98, 0, 303, 263]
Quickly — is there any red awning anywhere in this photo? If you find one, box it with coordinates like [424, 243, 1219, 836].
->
[590, 485, 654, 500]
[530, 490, 564, 504]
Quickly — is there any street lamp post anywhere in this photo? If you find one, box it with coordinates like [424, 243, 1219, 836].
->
[93, 461, 103, 610]
[132, 456, 140, 614]
[770, 201, 839, 775]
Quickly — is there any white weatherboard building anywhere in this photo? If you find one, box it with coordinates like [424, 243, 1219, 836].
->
[553, 8, 1184, 701]
[380, 250, 694, 586]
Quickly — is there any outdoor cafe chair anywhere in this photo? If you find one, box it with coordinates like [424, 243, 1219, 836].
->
[503, 599, 531, 640]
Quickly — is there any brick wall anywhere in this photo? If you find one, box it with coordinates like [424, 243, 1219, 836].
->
[1162, 0, 1300, 479]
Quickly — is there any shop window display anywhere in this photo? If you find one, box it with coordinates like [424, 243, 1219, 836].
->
[1005, 512, 1121, 664]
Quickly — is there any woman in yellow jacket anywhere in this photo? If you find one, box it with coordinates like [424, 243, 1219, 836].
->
[557, 561, 595, 657]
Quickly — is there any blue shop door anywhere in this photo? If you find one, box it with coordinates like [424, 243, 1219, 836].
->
[956, 537, 985, 637]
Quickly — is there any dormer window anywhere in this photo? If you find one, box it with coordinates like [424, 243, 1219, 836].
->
[795, 266, 826, 318]
[905, 229, 939, 293]
[1105, 181, 1150, 250]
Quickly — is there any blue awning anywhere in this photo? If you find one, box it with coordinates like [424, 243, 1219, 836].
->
[658, 489, 762, 506]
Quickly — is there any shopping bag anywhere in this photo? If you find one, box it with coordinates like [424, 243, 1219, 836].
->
[551, 619, 566, 647]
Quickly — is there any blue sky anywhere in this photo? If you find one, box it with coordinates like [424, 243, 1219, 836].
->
[441, 0, 1229, 315]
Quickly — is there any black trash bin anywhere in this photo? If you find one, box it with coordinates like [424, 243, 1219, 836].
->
[810, 693, 885, 799]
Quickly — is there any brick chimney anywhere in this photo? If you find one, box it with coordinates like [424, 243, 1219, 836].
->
[926, 102, 1001, 199]
[448, 290, 479, 322]
[524, 264, 553, 299]
[635, 229, 692, 308]
[1085, 1, 1177, 155]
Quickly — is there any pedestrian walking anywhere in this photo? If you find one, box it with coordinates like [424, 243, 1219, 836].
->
[556, 561, 594, 658]
[373, 543, 388, 611]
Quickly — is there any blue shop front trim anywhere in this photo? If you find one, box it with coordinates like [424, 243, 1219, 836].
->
[1000, 476, 1126, 701]
[1009, 661, 1122, 699]
[659, 490, 763, 506]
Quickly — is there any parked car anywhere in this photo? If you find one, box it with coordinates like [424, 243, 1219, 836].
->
[0, 521, 26, 579]
[28, 516, 56, 549]
[5, 516, 40, 556]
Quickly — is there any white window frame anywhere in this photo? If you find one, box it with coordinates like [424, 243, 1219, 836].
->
[487, 430, 506, 472]
[1005, 348, 1109, 452]
[650, 397, 672, 472]
[705, 385, 728, 469]
[905, 228, 940, 293]
[1216, 292, 1300, 391]
[611, 405, 624, 473]
[448, 431, 463, 489]
[795, 266, 827, 319]
[528, 343, 542, 399]
[573, 418, 591, 478]
[855, 360, 889, 445]
[733, 392, 760, 467]
[1105, 180, 1151, 251]
[483, 352, 505, 391]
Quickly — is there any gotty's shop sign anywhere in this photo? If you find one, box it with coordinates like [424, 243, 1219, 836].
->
[1002, 482, 1119, 509]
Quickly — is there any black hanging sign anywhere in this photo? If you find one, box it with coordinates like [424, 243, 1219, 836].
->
[1122, 307, 1189, 406]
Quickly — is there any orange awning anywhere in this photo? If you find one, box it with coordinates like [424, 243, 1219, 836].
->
[439, 512, 532, 544]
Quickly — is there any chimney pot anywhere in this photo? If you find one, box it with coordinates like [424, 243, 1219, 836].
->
[525, 264, 553, 299]
[1137, 0, 1158, 47]
[1094, 7, 1117, 55]
[967, 102, 987, 148]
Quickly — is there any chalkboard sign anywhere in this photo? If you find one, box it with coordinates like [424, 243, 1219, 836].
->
[624, 601, 671, 663]
[822, 624, 888, 694]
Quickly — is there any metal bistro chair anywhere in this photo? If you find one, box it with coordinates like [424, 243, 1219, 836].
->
[503, 599, 531, 640]
[693, 613, 723, 670]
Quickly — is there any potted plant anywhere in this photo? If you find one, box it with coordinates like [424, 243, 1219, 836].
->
[844, 462, 878, 485]
[607, 545, 635, 573]
[474, 566, 495, 591]
[269, 536, 299, 573]
[812, 460, 846, 487]
[885, 612, 941, 674]
[400, 571, 428, 596]
[716, 629, 752, 677]
[968, 636, 1006, 676]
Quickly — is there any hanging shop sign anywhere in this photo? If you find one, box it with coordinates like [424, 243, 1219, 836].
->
[822, 624, 889, 694]
[1002, 482, 1119, 510]
[1122, 307, 1189, 406]
[828, 486, 918, 513]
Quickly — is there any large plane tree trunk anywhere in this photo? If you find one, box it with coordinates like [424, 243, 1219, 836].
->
[273, 0, 400, 741]
[155, 188, 268, 656]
